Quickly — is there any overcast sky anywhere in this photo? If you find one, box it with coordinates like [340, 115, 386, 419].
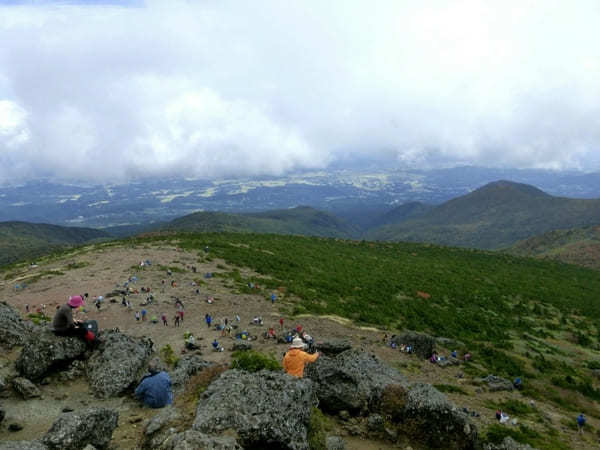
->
[0, 0, 599, 183]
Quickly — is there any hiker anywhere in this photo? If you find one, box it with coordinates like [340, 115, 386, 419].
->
[212, 339, 223, 352]
[141, 309, 147, 321]
[174, 314, 180, 327]
[513, 377, 523, 390]
[52, 296, 94, 342]
[134, 358, 173, 408]
[205, 313, 212, 328]
[279, 317, 284, 330]
[463, 352, 471, 362]
[430, 351, 438, 363]
[495, 409, 502, 421]
[451, 350, 458, 358]
[121, 297, 127, 307]
[95, 298, 101, 311]
[135, 311, 140, 321]
[577, 413, 586, 434]
[25, 304, 29, 313]
[271, 293, 277, 304]
[283, 337, 320, 378]
[161, 313, 168, 326]
[151, 314, 158, 324]
[177, 304, 184, 322]
[185, 334, 200, 350]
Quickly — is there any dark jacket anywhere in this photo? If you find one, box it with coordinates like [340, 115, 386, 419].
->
[53, 304, 75, 332]
[135, 371, 173, 408]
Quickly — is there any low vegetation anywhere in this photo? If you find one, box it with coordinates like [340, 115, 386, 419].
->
[230, 350, 282, 372]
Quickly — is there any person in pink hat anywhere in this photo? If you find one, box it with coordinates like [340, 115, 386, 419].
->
[52, 295, 88, 338]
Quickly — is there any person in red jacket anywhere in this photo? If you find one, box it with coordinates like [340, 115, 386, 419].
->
[283, 337, 319, 378]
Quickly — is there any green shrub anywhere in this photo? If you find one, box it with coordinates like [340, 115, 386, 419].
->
[160, 344, 179, 368]
[586, 360, 600, 370]
[66, 261, 89, 270]
[495, 399, 536, 415]
[433, 384, 468, 395]
[230, 350, 281, 372]
[307, 408, 333, 450]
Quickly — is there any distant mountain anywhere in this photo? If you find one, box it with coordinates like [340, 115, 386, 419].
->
[373, 201, 434, 227]
[0, 221, 112, 266]
[163, 206, 357, 238]
[2, 166, 600, 229]
[366, 180, 600, 249]
[508, 225, 600, 270]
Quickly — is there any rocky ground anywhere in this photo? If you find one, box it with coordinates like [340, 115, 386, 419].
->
[0, 241, 597, 449]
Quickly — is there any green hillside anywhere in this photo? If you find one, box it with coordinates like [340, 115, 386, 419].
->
[367, 180, 600, 249]
[163, 206, 357, 238]
[0, 221, 111, 266]
[509, 225, 600, 270]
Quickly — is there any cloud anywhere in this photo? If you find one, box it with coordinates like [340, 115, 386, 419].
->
[0, 0, 599, 183]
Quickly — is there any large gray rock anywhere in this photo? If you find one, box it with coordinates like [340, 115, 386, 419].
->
[479, 375, 513, 392]
[161, 430, 242, 450]
[142, 406, 182, 449]
[12, 377, 41, 399]
[316, 340, 352, 356]
[15, 327, 87, 381]
[397, 383, 477, 449]
[0, 302, 33, 349]
[170, 354, 213, 393]
[42, 407, 118, 450]
[392, 331, 436, 359]
[0, 442, 48, 450]
[305, 349, 408, 415]
[325, 436, 345, 450]
[483, 437, 535, 450]
[86, 330, 153, 398]
[193, 369, 315, 450]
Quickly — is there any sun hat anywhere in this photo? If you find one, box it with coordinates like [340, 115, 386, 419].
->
[290, 337, 306, 349]
[68, 295, 84, 308]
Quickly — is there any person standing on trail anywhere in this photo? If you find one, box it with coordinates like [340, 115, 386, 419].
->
[577, 413, 586, 434]
[141, 309, 147, 321]
[205, 313, 212, 328]
[161, 313, 168, 326]
[283, 337, 320, 378]
[279, 317, 284, 330]
[271, 293, 277, 304]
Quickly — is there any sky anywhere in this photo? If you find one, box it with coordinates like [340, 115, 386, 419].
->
[0, 0, 599, 183]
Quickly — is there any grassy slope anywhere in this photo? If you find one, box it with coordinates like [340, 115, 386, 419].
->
[163, 206, 357, 238]
[367, 180, 600, 249]
[508, 226, 600, 270]
[0, 221, 111, 266]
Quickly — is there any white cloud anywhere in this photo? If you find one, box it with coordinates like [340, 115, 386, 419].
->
[0, 0, 599, 183]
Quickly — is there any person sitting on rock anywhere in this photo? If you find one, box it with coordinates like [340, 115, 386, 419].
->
[283, 337, 320, 378]
[185, 334, 200, 350]
[513, 377, 523, 390]
[135, 358, 173, 408]
[52, 295, 88, 339]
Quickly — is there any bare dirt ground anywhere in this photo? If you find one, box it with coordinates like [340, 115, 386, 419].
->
[0, 242, 597, 449]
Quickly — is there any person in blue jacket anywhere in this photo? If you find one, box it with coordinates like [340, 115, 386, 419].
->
[135, 358, 173, 408]
[577, 413, 586, 434]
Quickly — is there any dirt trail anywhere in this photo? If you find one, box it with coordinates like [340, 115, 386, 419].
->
[0, 242, 596, 449]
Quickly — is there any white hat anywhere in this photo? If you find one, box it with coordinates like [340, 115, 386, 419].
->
[290, 337, 306, 349]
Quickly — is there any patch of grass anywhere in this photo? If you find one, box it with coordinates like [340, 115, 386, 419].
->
[230, 350, 281, 372]
[433, 384, 468, 395]
[493, 399, 537, 416]
[26, 312, 50, 325]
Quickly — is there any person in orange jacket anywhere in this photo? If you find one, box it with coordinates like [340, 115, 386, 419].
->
[283, 337, 320, 378]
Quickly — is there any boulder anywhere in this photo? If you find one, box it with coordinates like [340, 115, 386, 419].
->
[483, 437, 535, 450]
[0, 407, 5, 423]
[304, 349, 408, 415]
[479, 375, 514, 392]
[231, 342, 252, 352]
[86, 330, 153, 398]
[42, 407, 118, 450]
[12, 377, 41, 399]
[392, 332, 436, 359]
[58, 360, 86, 382]
[142, 406, 182, 449]
[170, 355, 213, 393]
[0, 374, 8, 392]
[591, 369, 600, 380]
[193, 369, 315, 450]
[315, 340, 352, 356]
[0, 302, 33, 349]
[15, 328, 87, 381]
[325, 436, 346, 450]
[158, 430, 242, 450]
[0, 442, 48, 450]
[397, 383, 477, 449]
